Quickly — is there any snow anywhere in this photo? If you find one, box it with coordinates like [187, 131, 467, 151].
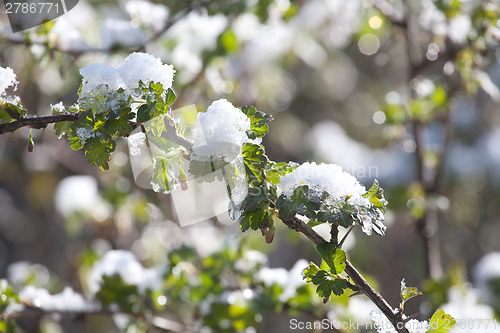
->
[100, 18, 148, 49]
[7, 262, 50, 288]
[474, 252, 500, 305]
[0, 66, 18, 95]
[79, 52, 175, 112]
[125, 0, 169, 32]
[257, 259, 308, 301]
[448, 15, 471, 44]
[370, 310, 429, 333]
[235, 250, 268, 272]
[191, 99, 251, 162]
[76, 127, 95, 143]
[19, 286, 97, 312]
[49, 0, 94, 51]
[278, 162, 370, 207]
[54, 176, 101, 217]
[441, 286, 497, 333]
[165, 11, 227, 80]
[128, 132, 146, 156]
[50, 102, 65, 113]
[50, 18, 89, 51]
[88, 250, 163, 295]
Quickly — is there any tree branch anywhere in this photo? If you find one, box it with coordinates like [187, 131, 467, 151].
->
[279, 216, 409, 333]
[403, 0, 443, 280]
[0, 111, 193, 152]
[0, 113, 79, 134]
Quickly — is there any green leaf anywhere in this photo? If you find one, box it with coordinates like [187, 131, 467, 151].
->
[316, 244, 346, 274]
[305, 269, 347, 298]
[240, 106, 273, 139]
[70, 136, 84, 150]
[315, 274, 347, 298]
[219, 29, 240, 53]
[363, 180, 388, 212]
[266, 161, 298, 185]
[4, 102, 27, 119]
[165, 88, 176, 106]
[150, 157, 178, 193]
[276, 185, 321, 220]
[54, 121, 71, 138]
[84, 137, 116, 170]
[243, 189, 268, 212]
[302, 262, 320, 282]
[104, 108, 134, 136]
[137, 104, 150, 123]
[95, 274, 141, 312]
[400, 279, 423, 311]
[0, 109, 15, 124]
[426, 309, 456, 333]
[188, 159, 229, 183]
[242, 143, 268, 184]
[240, 209, 270, 232]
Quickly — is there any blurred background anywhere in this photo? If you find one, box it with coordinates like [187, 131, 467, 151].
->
[1, 0, 500, 332]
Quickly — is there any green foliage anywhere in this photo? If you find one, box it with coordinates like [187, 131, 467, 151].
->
[239, 106, 273, 139]
[84, 136, 116, 170]
[0, 281, 19, 314]
[400, 280, 423, 312]
[136, 82, 175, 124]
[426, 309, 456, 333]
[303, 262, 347, 300]
[266, 161, 298, 185]
[150, 157, 178, 193]
[242, 143, 268, 184]
[240, 207, 272, 232]
[0, 102, 26, 124]
[276, 180, 387, 236]
[188, 159, 229, 182]
[316, 244, 346, 274]
[103, 107, 135, 136]
[96, 275, 142, 312]
[276, 185, 322, 220]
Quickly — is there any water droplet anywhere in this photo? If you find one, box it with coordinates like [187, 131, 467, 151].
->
[228, 199, 242, 220]
[163, 189, 172, 194]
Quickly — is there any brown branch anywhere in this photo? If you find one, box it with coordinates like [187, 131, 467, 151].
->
[0, 111, 194, 152]
[0, 113, 79, 134]
[279, 216, 409, 333]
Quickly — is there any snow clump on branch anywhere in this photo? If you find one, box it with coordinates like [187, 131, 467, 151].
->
[0, 66, 18, 96]
[278, 162, 370, 208]
[78, 52, 175, 112]
[191, 99, 253, 162]
[88, 250, 163, 295]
